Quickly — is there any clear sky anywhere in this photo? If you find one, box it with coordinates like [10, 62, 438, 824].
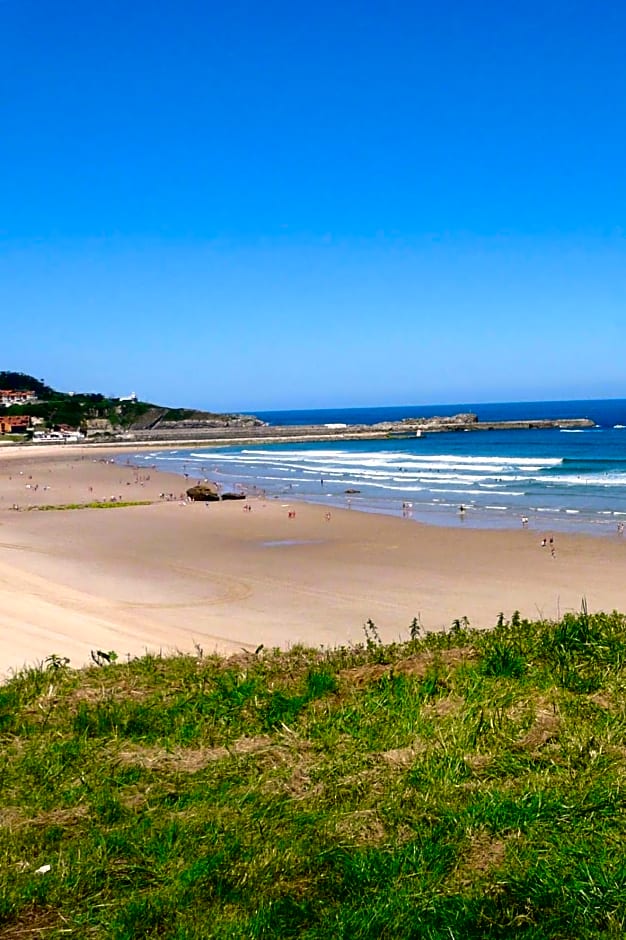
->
[2, 1, 625, 411]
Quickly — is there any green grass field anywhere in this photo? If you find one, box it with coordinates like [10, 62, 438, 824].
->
[32, 501, 153, 511]
[1, 609, 626, 938]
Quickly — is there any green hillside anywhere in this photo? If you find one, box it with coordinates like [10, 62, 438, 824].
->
[1, 610, 626, 937]
[0, 372, 258, 433]
[0, 372, 55, 398]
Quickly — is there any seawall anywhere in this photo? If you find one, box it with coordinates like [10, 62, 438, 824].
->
[94, 415, 596, 447]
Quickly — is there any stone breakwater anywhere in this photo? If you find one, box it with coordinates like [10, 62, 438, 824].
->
[90, 413, 595, 446]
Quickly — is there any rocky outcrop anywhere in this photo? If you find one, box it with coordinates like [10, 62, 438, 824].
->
[129, 411, 266, 433]
[85, 418, 114, 437]
[186, 483, 245, 502]
[372, 413, 479, 431]
[158, 414, 266, 431]
[128, 408, 167, 431]
[186, 483, 220, 501]
[420, 412, 478, 426]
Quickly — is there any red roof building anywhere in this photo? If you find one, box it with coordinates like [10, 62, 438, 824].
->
[0, 415, 31, 434]
[1, 390, 36, 406]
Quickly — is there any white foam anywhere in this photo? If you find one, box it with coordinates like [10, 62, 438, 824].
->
[152, 455, 206, 462]
[212, 450, 563, 470]
[428, 488, 495, 496]
[487, 490, 523, 496]
[537, 473, 626, 487]
[358, 483, 426, 493]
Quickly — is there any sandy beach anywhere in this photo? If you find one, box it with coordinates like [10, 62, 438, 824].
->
[1, 443, 626, 676]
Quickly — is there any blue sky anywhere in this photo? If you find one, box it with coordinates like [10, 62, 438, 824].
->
[2, 0, 625, 410]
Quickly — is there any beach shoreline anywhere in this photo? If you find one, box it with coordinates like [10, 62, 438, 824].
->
[124, 436, 626, 540]
[1, 445, 626, 678]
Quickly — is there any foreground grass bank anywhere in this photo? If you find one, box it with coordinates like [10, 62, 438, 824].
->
[1, 610, 626, 938]
[31, 500, 153, 511]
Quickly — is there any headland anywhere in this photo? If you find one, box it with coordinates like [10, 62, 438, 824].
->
[0, 371, 595, 448]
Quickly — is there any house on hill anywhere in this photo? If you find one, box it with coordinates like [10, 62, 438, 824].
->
[0, 390, 36, 407]
[0, 414, 31, 434]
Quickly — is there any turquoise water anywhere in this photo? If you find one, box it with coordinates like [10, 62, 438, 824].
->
[131, 399, 626, 535]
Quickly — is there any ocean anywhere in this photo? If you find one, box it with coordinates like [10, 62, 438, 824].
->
[131, 399, 626, 535]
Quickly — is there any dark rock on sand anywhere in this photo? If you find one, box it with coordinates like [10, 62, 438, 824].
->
[186, 483, 220, 501]
[187, 483, 246, 502]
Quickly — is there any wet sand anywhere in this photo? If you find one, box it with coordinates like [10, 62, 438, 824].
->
[1, 444, 626, 675]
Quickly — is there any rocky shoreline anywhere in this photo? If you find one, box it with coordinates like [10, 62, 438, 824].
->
[6, 412, 596, 450]
[70, 412, 595, 447]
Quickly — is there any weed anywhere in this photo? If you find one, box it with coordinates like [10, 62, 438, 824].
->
[480, 640, 526, 679]
[34, 500, 153, 511]
[363, 618, 381, 648]
[45, 654, 70, 671]
[409, 616, 421, 642]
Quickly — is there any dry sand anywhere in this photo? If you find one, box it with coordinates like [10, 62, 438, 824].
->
[1, 443, 626, 676]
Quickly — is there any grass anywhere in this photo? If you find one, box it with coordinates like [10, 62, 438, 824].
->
[1, 610, 626, 937]
[31, 500, 153, 511]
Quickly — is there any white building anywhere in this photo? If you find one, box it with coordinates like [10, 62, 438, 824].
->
[1, 389, 36, 407]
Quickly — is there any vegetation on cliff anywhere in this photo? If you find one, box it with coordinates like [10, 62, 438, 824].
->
[0, 372, 260, 434]
[1, 609, 626, 937]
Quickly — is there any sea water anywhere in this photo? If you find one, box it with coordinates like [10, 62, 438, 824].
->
[131, 399, 626, 535]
